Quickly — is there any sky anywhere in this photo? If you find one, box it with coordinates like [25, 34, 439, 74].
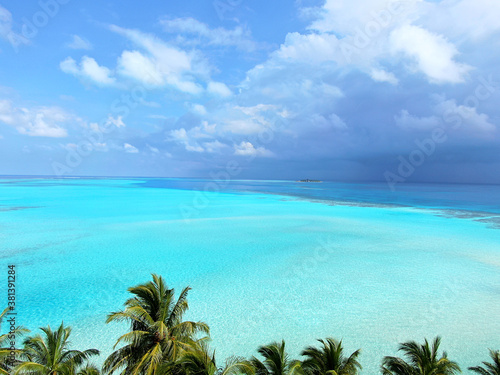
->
[0, 0, 499, 183]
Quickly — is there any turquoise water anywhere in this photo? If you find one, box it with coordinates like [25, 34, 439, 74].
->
[1, 178, 499, 374]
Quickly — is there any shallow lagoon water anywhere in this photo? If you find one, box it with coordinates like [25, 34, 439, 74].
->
[1, 178, 499, 374]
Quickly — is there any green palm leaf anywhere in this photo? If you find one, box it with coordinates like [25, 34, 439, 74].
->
[12, 322, 98, 375]
[381, 337, 460, 375]
[103, 274, 209, 374]
[469, 350, 500, 375]
[301, 338, 361, 375]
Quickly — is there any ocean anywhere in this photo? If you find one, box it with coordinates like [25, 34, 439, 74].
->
[1, 177, 499, 374]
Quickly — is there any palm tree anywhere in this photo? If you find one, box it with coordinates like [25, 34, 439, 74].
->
[76, 364, 102, 375]
[301, 338, 361, 375]
[249, 341, 302, 375]
[0, 307, 30, 374]
[381, 337, 460, 375]
[103, 274, 209, 375]
[469, 350, 500, 375]
[13, 322, 99, 375]
[172, 341, 253, 375]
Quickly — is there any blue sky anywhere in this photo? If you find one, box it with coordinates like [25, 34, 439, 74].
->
[0, 0, 499, 183]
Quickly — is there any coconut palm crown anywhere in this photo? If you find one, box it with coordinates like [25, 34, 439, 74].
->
[249, 340, 302, 375]
[13, 322, 99, 375]
[301, 338, 361, 375]
[103, 274, 209, 375]
[469, 350, 500, 375]
[381, 336, 460, 375]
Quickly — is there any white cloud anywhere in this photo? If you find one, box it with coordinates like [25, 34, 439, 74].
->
[160, 17, 257, 51]
[66, 35, 93, 50]
[87, 115, 125, 135]
[370, 68, 399, 84]
[307, 0, 418, 35]
[234, 141, 273, 157]
[117, 50, 164, 86]
[60, 56, 115, 86]
[236, 104, 277, 116]
[106, 115, 125, 128]
[148, 144, 159, 153]
[390, 25, 471, 84]
[209, 103, 293, 137]
[191, 104, 207, 115]
[435, 98, 496, 133]
[220, 104, 281, 135]
[169, 128, 204, 152]
[207, 81, 232, 97]
[168, 121, 220, 152]
[124, 143, 139, 153]
[203, 140, 227, 153]
[192, 121, 217, 138]
[56, 24, 237, 96]
[0, 99, 71, 137]
[110, 25, 205, 94]
[395, 110, 441, 130]
[424, 0, 500, 40]
[263, 0, 476, 85]
[223, 119, 264, 135]
[276, 32, 341, 65]
[396, 97, 496, 134]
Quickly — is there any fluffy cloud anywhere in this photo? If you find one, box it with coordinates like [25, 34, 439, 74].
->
[396, 97, 496, 134]
[423, 0, 500, 40]
[370, 68, 399, 84]
[0, 100, 71, 137]
[105, 115, 126, 128]
[395, 110, 441, 130]
[66, 35, 93, 50]
[148, 145, 159, 153]
[234, 141, 273, 157]
[168, 121, 220, 153]
[124, 143, 139, 153]
[160, 17, 257, 51]
[87, 115, 126, 136]
[269, 0, 474, 85]
[203, 140, 227, 153]
[58, 24, 238, 96]
[216, 104, 286, 136]
[275, 32, 341, 65]
[59, 26, 213, 94]
[60, 56, 115, 86]
[111, 25, 205, 94]
[207, 81, 232, 97]
[390, 25, 471, 83]
[169, 128, 204, 152]
[307, 0, 417, 35]
[435, 98, 497, 133]
[191, 104, 207, 115]
[117, 50, 165, 86]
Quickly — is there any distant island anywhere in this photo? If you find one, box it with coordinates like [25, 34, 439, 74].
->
[297, 179, 322, 182]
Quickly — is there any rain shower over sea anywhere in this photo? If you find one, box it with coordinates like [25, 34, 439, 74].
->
[1, 177, 499, 374]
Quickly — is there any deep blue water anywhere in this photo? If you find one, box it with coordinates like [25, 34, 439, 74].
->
[137, 178, 500, 214]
